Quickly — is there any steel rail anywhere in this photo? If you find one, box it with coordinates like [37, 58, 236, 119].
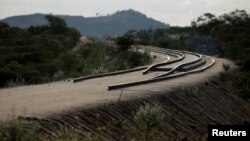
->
[142, 52, 185, 74]
[139, 46, 186, 74]
[153, 52, 202, 78]
[107, 55, 215, 90]
[73, 46, 170, 83]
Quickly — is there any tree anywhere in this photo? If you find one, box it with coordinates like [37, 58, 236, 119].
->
[0, 16, 82, 86]
[45, 15, 67, 33]
[116, 35, 134, 51]
[192, 9, 250, 64]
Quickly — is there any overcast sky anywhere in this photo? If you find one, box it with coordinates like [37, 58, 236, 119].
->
[0, 0, 250, 26]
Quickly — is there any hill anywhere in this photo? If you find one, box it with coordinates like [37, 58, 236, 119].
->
[1, 9, 169, 37]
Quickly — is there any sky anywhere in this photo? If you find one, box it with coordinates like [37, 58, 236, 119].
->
[0, 0, 250, 26]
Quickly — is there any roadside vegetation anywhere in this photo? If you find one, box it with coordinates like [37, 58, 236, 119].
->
[122, 27, 195, 52]
[176, 85, 198, 101]
[191, 9, 250, 100]
[0, 119, 37, 141]
[125, 103, 165, 141]
[219, 70, 250, 99]
[0, 103, 165, 141]
[0, 15, 80, 87]
[0, 15, 150, 88]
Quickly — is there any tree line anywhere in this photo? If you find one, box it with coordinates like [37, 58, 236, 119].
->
[191, 9, 250, 99]
[191, 9, 250, 71]
[0, 15, 150, 87]
[116, 9, 250, 99]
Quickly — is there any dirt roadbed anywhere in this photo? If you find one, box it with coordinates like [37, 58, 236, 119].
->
[0, 54, 234, 120]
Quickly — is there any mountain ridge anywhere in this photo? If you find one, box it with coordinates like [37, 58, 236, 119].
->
[1, 9, 169, 37]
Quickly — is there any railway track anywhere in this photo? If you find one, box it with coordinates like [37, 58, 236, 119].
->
[0, 46, 232, 141]
[73, 46, 215, 91]
[0, 46, 217, 121]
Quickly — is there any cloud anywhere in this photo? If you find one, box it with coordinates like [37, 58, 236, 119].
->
[181, 0, 191, 5]
[204, 0, 217, 6]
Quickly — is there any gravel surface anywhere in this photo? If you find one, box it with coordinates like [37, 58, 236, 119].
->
[0, 51, 234, 120]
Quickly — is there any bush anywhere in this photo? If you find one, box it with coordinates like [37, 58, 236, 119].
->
[240, 55, 250, 71]
[222, 63, 231, 72]
[231, 72, 250, 99]
[5, 76, 26, 88]
[177, 85, 198, 100]
[0, 120, 37, 141]
[219, 71, 230, 82]
[116, 35, 134, 51]
[51, 126, 81, 141]
[126, 103, 165, 141]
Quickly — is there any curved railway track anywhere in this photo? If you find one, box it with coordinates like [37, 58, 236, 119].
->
[0, 46, 219, 120]
[73, 46, 215, 90]
[106, 46, 215, 90]
[0, 47, 240, 141]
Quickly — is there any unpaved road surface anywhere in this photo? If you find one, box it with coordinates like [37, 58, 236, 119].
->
[0, 51, 234, 120]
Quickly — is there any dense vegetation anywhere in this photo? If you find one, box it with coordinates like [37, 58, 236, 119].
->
[123, 28, 194, 51]
[65, 40, 150, 76]
[191, 9, 250, 99]
[122, 25, 220, 55]
[191, 9, 250, 71]
[0, 15, 150, 87]
[0, 15, 81, 87]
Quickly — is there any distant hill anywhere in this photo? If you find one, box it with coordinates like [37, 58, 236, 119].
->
[1, 9, 169, 37]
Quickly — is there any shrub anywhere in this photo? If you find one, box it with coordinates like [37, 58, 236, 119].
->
[91, 66, 109, 75]
[128, 103, 165, 141]
[82, 132, 109, 141]
[231, 72, 250, 100]
[222, 63, 231, 72]
[51, 126, 81, 141]
[219, 71, 230, 82]
[116, 35, 134, 51]
[5, 76, 26, 88]
[177, 85, 198, 100]
[240, 55, 250, 71]
[0, 119, 37, 141]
